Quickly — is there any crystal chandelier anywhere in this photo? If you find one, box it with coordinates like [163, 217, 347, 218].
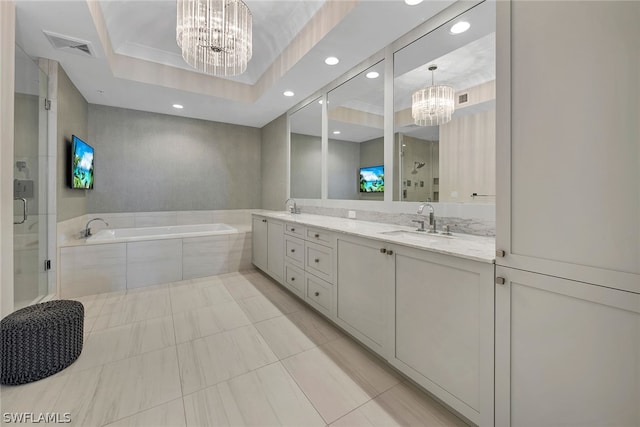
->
[411, 65, 455, 126]
[176, 0, 252, 76]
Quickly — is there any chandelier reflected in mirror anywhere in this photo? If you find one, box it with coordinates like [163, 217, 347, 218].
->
[411, 65, 455, 126]
[176, 0, 252, 76]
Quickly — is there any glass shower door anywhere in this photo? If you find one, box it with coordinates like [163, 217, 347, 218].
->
[13, 45, 49, 310]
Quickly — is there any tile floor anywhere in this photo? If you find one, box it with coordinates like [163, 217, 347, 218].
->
[0, 270, 468, 427]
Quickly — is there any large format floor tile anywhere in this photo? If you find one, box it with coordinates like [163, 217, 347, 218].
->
[103, 398, 187, 427]
[1, 270, 465, 427]
[71, 316, 176, 372]
[331, 382, 468, 427]
[183, 362, 324, 427]
[281, 338, 401, 423]
[177, 324, 278, 395]
[57, 347, 182, 426]
[172, 300, 251, 344]
[255, 309, 342, 359]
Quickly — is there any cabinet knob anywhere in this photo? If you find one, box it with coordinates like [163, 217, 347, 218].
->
[496, 277, 506, 285]
[380, 248, 387, 254]
[314, 291, 320, 297]
[387, 250, 394, 255]
[262, 219, 267, 223]
[291, 249, 295, 253]
[291, 228, 295, 232]
[496, 249, 506, 257]
[314, 258, 320, 263]
[291, 277, 295, 281]
[315, 233, 320, 238]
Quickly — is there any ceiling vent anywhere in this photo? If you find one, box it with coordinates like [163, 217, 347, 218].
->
[458, 93, 469, 104]
[43, 30, 96, 57]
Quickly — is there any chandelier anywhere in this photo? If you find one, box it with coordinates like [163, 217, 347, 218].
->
[176, 0, 252, 76]
[411, 65, 455, 126]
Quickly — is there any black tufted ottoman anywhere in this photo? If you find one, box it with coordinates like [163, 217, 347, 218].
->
[1, 300, 84, 385]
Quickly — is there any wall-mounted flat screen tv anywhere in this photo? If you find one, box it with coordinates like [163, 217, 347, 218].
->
[71, 135, 94, 189]
[359, 165, 384, 193]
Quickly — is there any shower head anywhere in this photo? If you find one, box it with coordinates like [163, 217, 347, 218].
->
[410, 161, 425, 174]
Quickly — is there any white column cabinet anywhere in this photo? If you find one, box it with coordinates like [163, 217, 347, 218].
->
[495, 267, 640, 427]
[496, 2, 640, 425]
[335, 235, 394, 357]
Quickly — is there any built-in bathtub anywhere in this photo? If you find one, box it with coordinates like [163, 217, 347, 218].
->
[59, 223, 252, 298]
[88, 223, 238, 243]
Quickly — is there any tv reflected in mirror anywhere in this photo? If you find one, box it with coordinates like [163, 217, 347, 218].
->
[359, 165, 384, 193]
[71, 135, 94, 189]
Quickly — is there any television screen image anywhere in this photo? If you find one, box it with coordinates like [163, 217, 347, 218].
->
[71, 135, 94, 189]
[359, 165, 384, 193]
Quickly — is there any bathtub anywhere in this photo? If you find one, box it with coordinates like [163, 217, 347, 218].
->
[87, 223, 238, 243]
[61, 222, 252, 297]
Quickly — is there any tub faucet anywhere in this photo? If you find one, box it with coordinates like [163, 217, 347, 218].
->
[417, 203, 436, 233]
[285, 198, 300, 214]
[82, 218, 109, 238]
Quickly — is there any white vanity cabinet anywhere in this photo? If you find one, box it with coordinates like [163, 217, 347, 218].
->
[392, 244, 494, 427]
[335, 234, 494, 426]
[335, 234, 394, 357]
[251, 215, 283, 283]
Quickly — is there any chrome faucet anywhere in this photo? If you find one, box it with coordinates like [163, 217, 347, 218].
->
[82, 218, 109, 238]
[285, 198, 300, 214]
[417, 203, 437, 233]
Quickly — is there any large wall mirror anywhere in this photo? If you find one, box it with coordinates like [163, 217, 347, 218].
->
[289, 97, 322, 199]
[393, 1, 495, 204]
[327, 60, 385, 200]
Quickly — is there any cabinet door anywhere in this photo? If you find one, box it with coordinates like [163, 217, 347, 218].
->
[495, 266, 640, 427]
[336, 235, 393, 356]
[266, 220, 284, 283]
[392, 246, 494, 427]
[496, 0, 640, 293]
[251, 217, 268, 271]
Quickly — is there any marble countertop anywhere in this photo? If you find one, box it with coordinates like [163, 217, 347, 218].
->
[254, 211, 495, 264]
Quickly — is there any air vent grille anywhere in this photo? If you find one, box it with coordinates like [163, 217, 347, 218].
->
[458, 93, 469, 104]
[43, 30, 95, 57]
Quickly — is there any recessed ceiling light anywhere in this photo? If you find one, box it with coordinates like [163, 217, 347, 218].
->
[450, 21, 471, 34]
[324, 56, 339, 66]
[332, 130, 341, 135]
[172, 104, 184, 109]
[366, 71, 380, 79]
[283, 91, 295, 97]
[404, 0, 423, 5]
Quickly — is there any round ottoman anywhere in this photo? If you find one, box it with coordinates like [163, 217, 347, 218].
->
[1, 300, 84, 385]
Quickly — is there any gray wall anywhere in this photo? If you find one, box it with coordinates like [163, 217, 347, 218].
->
[57, 66, 88, 222]
[290, 133, 321, 199]
[87, 105, 261, 213]
[328, 139, 359, 200]
[260, 114, 287, 210]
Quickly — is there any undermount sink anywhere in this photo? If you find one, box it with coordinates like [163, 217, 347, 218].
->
[380, 230, 454, 240]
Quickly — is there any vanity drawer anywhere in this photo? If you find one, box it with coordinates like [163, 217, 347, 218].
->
[305, 241, 334, 283]
[285, 236, 305, 267]
[284, 262, 305, 296]
[285, 223, 306, 238]
[306, 275, 332, 315]
[306, 228, 334, 247]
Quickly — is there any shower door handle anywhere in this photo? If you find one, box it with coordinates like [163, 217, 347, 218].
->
[14, 197, 27, 225]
